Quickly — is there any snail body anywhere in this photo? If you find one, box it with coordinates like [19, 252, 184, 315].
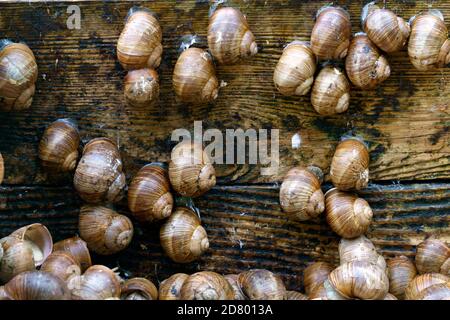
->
[0, 40, 38, 111]
[273, 41, 316, 96]
[304, 262, 334, 295]
[40, 251, 81, 283]
[238, 269, 286, 300]
[70, 265, 121, 300]
[387, 256, 417, 299]
[121, 278, 158, 300]
[53, 236, 92, 272]
[124, 68, 159, 108]
[79, 205, 133, 255]
[207, 7, 257, 65]
[180, 271, 234, 300]
[415, 238, 449, 274]
[38, 118, 80, 172]
[159, 273, 189, 300]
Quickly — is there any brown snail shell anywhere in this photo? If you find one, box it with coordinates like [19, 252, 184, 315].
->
[128, 163, 173, 223]
[330, 138, 370, 191]
[180, 271, 234, 300]
[172, 47, 219, 104]
[415, 238, 450, 274]
[69, 265, 121, 300]
[408, 10, 450, 71]
[3, 271, 70, 300]
[224, 274, 246, 300]
[0, 286, 11, 300]
[441, 257, 450, 276]
[38, 118, 80, 172]
[169, 141, 216, 197]
[207, 7, 257, 65]
[286, 290, 308, 300]
[0, 152, 4, 184]
[160, 207, 209, 263]
[79, 205, 134, 255]
[0, 40, 38, 111]
[311, 66, 350, 115]
[73, 137, 126, 204]
[345, 33, 391, 89]
[279, 166, 324, 221]
[310, 6, 351, 60]
[121, 277, 158, 300]
[387, 255, 417, 299]
[338, 235, 386, 271]
[383, 293, 398, 300]
[415, 282, 450, 300]
[238, 269, 287, 300]
[325, 189, 373, 239]
[308, 279, 348, 300]
[124, 68, 159, 108]
[328, 261, 389, 300]
[303, 261, 334, 296]
[362, 3, 410, 53]
[404, 273, 449, 300]
[117, 8, 163, 70]
[53, 236, 92, 272]
[158, 273, 189, 300]
[40, 251, 81, 283]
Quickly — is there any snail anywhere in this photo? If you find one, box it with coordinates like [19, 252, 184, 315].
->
[311, 65, 350, 115]
[0, 223, 53, 282]
[121, 278, 158, 300]
[415, 282, 450, 300]
[78, 205, 134, 255]
[345, 33, 390, 89]
[303, 261, 334, 296]
[180, 271, 234, 300]
[169, 141, 216, 197]
[70, 265, 121, 300]
[338, 236, 386, 271]
[73, 137, 126, 204]
[328, 261, 389, 300]
[0, 152, 4, 184]
[3, 271, 71, 300]
[117, 8, 163, 70]
[310, 6, 351, 60]
[38, 118, 80, 172]
[330, 138, 369, 191]
[238, 269, 286, 300]
[53, 236, 92, 272]
[0, 40, 38, 111]
[308, 279, 348, 300]
[325, 189, 373, 239]
[273, 41, 316, 96]
[404, 273, 449, 300]
[207, 7, 257, 65]
[224, 274, 246, 300]
[172, 47, 219, 104]
[387, 256, 417, 299]
[160, 207, 209, 263]
[286, 291, 308, 300]
[361, 2, 410, 53]
[40, 251, 81, 283]
[124, 68, 159, 109]
[158, 273, 189, 300]
[415, 238, 449, 274]
[128, 163, 173, 223]
[408, 10, 450, 71]
[279, 166, 325, 221]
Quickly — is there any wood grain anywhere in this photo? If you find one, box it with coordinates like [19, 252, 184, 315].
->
[0, 0, 448, 184]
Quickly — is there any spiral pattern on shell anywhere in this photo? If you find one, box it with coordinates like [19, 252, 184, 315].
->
[121, 278, 158, 300]
[238, 269, 286, 300]
[180, 271, 234, 300]
[159, 273, 189, 300]
[124, 68, 160, 108]
[404, 273, 449, 300]
[339, 235, 386, 271]
[53, 236, 92, 272]
[70, 265, 121, 300]
[304, 262, 334, 295]
[415, 238, 450, 274]
[387, 256, 417, 299]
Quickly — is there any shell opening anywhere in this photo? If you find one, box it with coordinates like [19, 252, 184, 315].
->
[62, 150, 79, 171]
[153, 192, 174, 220]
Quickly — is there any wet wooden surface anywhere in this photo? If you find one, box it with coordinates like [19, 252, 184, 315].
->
[0, 0, 449, 291]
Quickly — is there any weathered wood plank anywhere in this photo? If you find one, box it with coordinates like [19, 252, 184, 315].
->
[0, 182, 448, 290]
[0, 0, 448, 184]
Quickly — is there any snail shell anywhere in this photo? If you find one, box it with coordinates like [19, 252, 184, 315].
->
[117, 8, 163, 70]
[408, 11, 450, 71]
[124, 68, 159, 109]
[38, 118, 80, 172]
[169, 141, 216, 197]
[273, 41, 316, 96]
[345, 33, 391, 89]
[172, 47, 219, 104]
[330, 138, 370, 191]
[279, 166, 324, 221]
[40, 251, 81, 283]
[69, 265, 121, 300]
[121, 278, 158, 300]
[0, 40, 38, 111]
[207, 7, 257, 65]
[415, 282, 450, 300]
[224, 274, 246, 300]
[128, 163, 174, 223]
[73, 137, 126, 204]
[384, 293, 398, 300]
[304, 261, 334, 296]
[286, 290, 308, 300]
[387, 255, 417, 299]
[339, 236, 386, 272]
[158, 273, 189, 300]
[362, 3, 410, 53]
[310, 6, 352, 60]
[404, 273, 449, 300]
[79, 205, 134, 255]
[415, 238, 450, 274]
[0, 286, 11, 300]
[325, 189, 373, 239]
[238, 269, 287, 300]
[308, 279, 348, 300]
[180, 271, 234, 300]
[0, 152, 4, 184]
[311, 66, 350, 115]
[160, 207, 209, 263]
[53, 236, 92, 272]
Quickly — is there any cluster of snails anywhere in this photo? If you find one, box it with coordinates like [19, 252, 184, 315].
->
[274, 3, 450, 116]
